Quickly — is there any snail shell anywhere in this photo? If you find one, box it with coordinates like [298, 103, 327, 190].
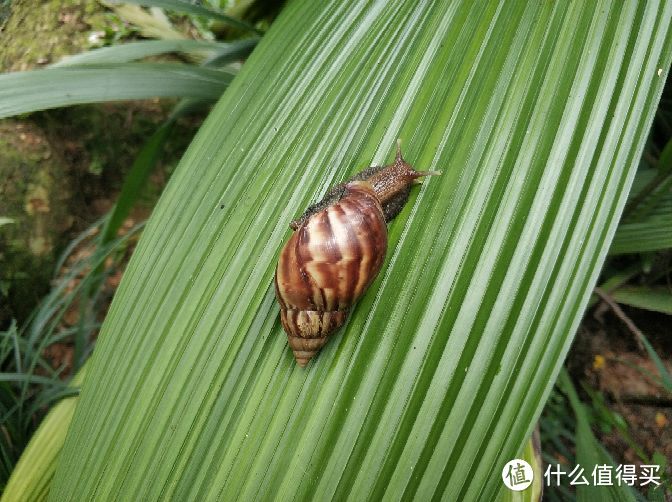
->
[275, 181, 387, 367]
[275, 142, 440, 367]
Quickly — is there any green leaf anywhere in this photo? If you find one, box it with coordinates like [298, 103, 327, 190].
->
[0, 64, 234, 119]
[632, 328, 672, 392]
[611, 168, 672, 254]
[611, 285, 672, 315]
[108, 0, 262, 34]
[610, 212, 672, 254]
[48, 1, 672, 500]
[0, 217, 14, 227]
[0, 374, 73, 387]
[50, 39, 257, 67]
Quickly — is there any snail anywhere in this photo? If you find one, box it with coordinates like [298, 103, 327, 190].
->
[274, 140, 440, 367]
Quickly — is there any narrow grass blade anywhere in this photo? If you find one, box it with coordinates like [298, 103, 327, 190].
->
[0, 64, 234, 119]
[611, 286, 672, 315]
[51, 39, 257, 67]
[611, 169, 672, 254]
[635, 331, 672, 392]
[0, 374, 72, 387]
[99, 122, 175, 244]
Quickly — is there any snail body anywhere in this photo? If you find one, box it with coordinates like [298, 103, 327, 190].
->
[275, 142, 440, 367]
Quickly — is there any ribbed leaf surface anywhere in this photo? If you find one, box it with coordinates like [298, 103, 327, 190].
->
[50, 1, 672, 500]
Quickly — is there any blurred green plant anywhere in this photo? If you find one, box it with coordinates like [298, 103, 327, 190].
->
[0, 218, 142, 491]
[0, 0, 263, 494]
[0, 0, 262, 357]
[106, 0, 262, 34]
[540, 370, 669, 501]
[1, 364, 84, 501]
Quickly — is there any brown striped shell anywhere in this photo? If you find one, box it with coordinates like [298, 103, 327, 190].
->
[275, 142, 440, 367]
[275, 182, 387, 366]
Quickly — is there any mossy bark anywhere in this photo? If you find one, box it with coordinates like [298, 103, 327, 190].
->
[0, 120, 73, 325]
[0, 0, 104, 325]
[0, 0, 105, 72]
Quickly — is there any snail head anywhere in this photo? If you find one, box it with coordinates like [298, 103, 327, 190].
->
[363, 139, 441, 221]
[289, 140, 441, 229]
